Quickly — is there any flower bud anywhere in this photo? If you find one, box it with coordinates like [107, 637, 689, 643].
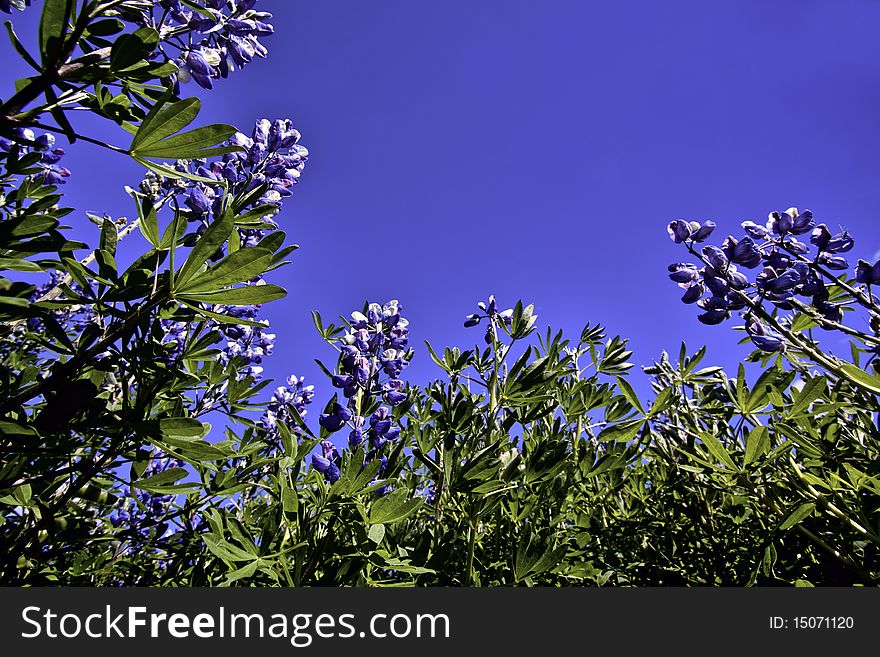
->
[667, 220, 692, 243]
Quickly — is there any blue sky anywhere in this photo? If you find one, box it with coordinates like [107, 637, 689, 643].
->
[5, 0, 880, 407]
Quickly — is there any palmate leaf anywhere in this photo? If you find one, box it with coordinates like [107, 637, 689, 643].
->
[788, 376, 827, 417]
[138, 197, 160, 248]
[177, 247, 274, 294]
[133, 125, 240, 160]
[596, 419, 643, 443]
[130, 96, 241, 160]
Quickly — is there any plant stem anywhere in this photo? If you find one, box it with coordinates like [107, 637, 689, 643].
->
[465, 519, 477, 586]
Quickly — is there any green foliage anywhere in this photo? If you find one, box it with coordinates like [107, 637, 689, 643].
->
[0, 1, 877, 588]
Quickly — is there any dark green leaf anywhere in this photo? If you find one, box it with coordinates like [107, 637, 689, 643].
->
[178, 284, 286, 306]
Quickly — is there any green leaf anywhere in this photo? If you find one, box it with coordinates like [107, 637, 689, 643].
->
[159, 417, 204, 436]
[615, 376, 645, 414]
[203, 534, 256, 563]
[368, 489, 424, 525]
[131, 467, 189, 492]
[178, 300, 270, 327]
[0, 257, 43, 272]
[38, 0, 71, 64]
[762, 544, 777, 577]
[788, 376, 826, 417]
[5, 20, 41, 71]
[109, 27, 159, 73]
[162, 436, 228, 461]
[175, 208, 235, 287]
[744, 367, 781, 414]
[596, 419, 643, 443]
[86, 18, 125, 37]
[177, 247, 273, 293]
[178, 284, 286, 306]
[367, 524, 386, 544]
[743, 426, 769, 466]
[223, 560, 260, 584]
[699, 431, 738, 471]
[132, 155, 224, 185]
[131, 96, 200, 150]
[281, 487, 298, 514]
[134, 124, 239, 160]
[0, 421, 38, 438]
[99, 217, 118, 255]
[647, 387, 673, 418]
[839, 364, 880, 395]
[780, 502, 815, 530]
[139, 199, 160, 248]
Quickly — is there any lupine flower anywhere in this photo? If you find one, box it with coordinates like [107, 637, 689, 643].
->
[666, 219, 715, 243]
[260, 375, 315, 436]
[818, 253, 849, 270]
[0, 128, 71, 185]
[109, 451, 186, 551]
[142, 118, 307, 231]
[730, 236, 762, 269]
[811, 224, 853, 255]
[701, 246, 728, 271]
[315, 300, 413, 492]
[463, 295, 518, 343]
[319, 401, 353, 432]
[825, 231, 854, 254]
[0, 0, 30, 14]
[741, 221, 768, 239]
[150, 1, 276, 90]
[668, 263, 700, 284]
[311, 440, 341, 483]
[680, 282, 704, 304]
[667, 208, 874, 351]
[855, 259, 880, 286]
[746, 318, 785, 352]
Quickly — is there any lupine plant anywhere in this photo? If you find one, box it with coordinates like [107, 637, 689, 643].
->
[2, 2, 879, 587]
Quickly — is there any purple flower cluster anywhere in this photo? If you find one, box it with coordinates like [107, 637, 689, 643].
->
[141, 118, 307, 237]
[260, 374, 315, 435]
[0, 129, 70, 185]
[150, 1, 274, 90]
[160, 290, 276, 379]
[214, 300, 276, 380]
[464, 294, 513, 343]
[311, 301, 412, 485]
[667, 208, 864, 352]
[109, 451, 186, 548]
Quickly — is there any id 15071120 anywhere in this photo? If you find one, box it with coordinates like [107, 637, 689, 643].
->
[770, 617, 855, 630]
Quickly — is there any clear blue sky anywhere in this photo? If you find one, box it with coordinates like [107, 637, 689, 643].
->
[5, 0, 880, 405]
